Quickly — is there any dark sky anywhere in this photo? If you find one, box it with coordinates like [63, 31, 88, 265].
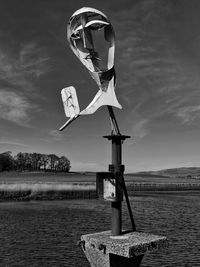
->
[1, 0, 200, 172]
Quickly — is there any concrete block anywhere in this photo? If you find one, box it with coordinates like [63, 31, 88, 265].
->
[80, 230, 168, 267]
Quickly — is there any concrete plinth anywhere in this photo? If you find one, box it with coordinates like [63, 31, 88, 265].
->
[80, 230, 168, 267]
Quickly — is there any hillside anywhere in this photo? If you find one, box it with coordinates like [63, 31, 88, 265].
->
[130, 167, 200, 178]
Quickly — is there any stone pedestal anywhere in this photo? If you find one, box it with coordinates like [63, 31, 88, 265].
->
[80, 230, 168, 267]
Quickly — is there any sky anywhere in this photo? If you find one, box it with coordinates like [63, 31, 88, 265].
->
[1, 0, 200, 172]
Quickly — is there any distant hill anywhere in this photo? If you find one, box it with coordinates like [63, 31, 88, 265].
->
[128, 167, 200, 178]
[73, 168, 200, 178]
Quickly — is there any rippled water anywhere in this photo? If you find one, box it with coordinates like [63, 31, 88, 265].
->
[0, 192, 199, 267]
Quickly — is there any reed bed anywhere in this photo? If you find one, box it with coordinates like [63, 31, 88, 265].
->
[127, 183, 200, 192]
[0, 183, 95, 191]
[0, 183, 97, 201]
[0, 172, 200, 201]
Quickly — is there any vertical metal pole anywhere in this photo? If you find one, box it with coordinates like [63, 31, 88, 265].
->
[104, 107, 132, 235]
[111, 136, 122, 236]
[104, 134, 130, 236]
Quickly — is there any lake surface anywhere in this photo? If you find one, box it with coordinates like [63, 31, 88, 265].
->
[0, 192, 199, 266]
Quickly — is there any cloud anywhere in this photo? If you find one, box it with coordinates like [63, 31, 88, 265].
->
[0, 141, 29, 148]
[48, 130, 64, 141]
[18, 41, 51, 78]
[111, 0, 200, 138]
[0, 40, 51, 92]
[131, 119, 149, 141]
[0, 90, 37, 126]
[0, 39, 52, 127]
[176, 105, 200, 124]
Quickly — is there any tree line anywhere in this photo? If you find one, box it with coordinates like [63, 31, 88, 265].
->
[0, 151, 71, 172]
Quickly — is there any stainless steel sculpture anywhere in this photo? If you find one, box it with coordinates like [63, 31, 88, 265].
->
[60, 7, 121, 131]
[59, 7, 168, 267]
[60, 6, 135, 235]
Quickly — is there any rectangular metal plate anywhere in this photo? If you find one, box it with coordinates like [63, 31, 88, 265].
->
[103, 178, 116, 201]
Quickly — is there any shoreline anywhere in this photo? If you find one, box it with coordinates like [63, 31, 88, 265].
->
[0, 182, 200, 202]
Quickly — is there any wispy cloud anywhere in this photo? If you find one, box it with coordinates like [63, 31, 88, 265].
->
[111, 0, 200, 138]
[0, 90, 37, 126]
[0, 39, 52, 126]
[18, 41, 51, 78]
[0, 141, 29, 148]
[176, 105, 200, 124]
[48, 130, 65, 141]
[0, 40, 51, 92]
[0, 136, 30, 151]
[131, 118, 149, 141]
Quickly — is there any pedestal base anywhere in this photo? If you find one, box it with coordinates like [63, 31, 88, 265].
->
[80, 230, 168, 267]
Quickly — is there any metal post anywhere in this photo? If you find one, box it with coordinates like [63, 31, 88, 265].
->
[111, 136, 122, 235]
[104, 135, 130, 235]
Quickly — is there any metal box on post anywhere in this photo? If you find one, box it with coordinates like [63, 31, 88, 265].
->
[96, 172, 123, 202]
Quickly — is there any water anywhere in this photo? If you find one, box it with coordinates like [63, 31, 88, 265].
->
[0, 192, 199, 266]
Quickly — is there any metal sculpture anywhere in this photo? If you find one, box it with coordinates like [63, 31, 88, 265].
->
[60, 7, 122, 131]
[58, 8, 168, 267]
[60, 7, 136, 236]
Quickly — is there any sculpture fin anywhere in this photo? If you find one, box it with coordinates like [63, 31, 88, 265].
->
[59, 86, 80, 131]
[61, 86, 80, 118]
[80, 77, 122, 115]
